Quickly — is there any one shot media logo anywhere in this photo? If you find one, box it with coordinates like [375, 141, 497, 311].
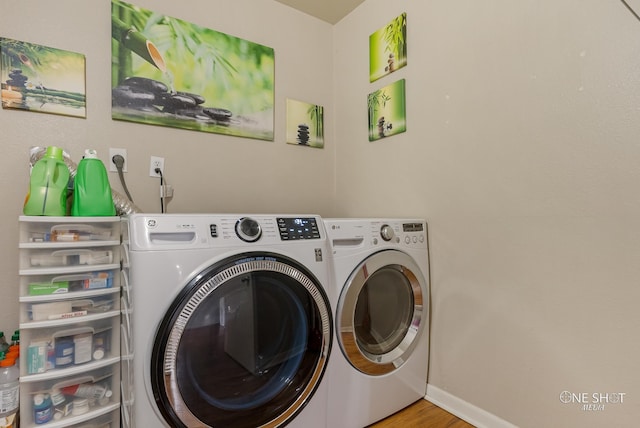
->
[560, 391, 626, 412]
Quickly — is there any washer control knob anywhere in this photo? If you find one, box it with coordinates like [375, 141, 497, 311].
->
[236, 217, 262, 242]
[380, 224, 395, 241]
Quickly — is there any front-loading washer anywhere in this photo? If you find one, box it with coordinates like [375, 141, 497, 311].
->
[128, 214, 333, 428]
[324, 218, 430, 428]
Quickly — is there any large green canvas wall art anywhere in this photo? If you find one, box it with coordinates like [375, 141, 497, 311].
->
[111, 0, 275, 141]
[368, 79, 406, 141]
[369, 12, 407, 83]
[1, 37, 86, 118]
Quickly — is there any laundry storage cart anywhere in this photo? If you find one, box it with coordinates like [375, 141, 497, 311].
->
[18, 216, 125, 428]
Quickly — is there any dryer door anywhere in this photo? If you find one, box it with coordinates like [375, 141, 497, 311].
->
[337, 249, 427, 375]
[150, 252, 332, 428]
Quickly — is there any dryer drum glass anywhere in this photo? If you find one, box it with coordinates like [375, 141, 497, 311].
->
[354, 267, 414, 355]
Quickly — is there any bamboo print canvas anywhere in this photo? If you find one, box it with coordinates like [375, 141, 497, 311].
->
[1, 38, 86, 118]
[111, 0, 275, 140]
[286, 99, 324, 149]
[368, 79, 406, 141]
[369, 13, 407, 83]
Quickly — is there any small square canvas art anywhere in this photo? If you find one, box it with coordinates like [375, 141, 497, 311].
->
[367, 79, 406, 141]
[286, 98, 324, 148]
[369, 13, 407, 83]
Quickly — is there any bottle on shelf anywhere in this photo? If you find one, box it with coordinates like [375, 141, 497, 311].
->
[0, 357, 19, 428]
[4, 350, 18, 368]
[0, 333, 8, 353]
[10, 332, 18, 348]
[71, 149, 116, 216]
[8, 333, 18, 362]
[23, 146, 70, 217]
[32, 392, 53, 424]
[50, 389, 70, 421]
[61, 382, 111, 400]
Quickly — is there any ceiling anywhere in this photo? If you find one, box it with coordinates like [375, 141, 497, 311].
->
[273, 0, 366, 24]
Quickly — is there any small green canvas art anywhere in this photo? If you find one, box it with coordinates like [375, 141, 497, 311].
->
[369, 13, 407, 83]
[367, 79, 406, 141]
[286, 99, 324, 148]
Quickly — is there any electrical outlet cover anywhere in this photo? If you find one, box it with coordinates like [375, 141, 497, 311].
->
[150, 156, 165, 177]
[109, 148, 127, 172]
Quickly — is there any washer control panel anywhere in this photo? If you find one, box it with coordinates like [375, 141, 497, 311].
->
[129, 214, 326, 250]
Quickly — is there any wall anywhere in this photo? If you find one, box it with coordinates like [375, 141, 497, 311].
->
[5, 1, 640, 427]
[0, 0, 334, 340]
[333, 0, 640, 427]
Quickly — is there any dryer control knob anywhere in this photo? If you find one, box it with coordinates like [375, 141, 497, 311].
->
[380, 224, 395, 241]
[236, 217, 262, 242]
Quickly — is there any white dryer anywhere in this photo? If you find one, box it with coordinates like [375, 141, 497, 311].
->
[324, 218, 430, 428]
[128, 214, 333, 428]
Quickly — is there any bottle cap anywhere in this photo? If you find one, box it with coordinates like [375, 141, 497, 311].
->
[93, 348, 105, 360]
[45, 146, 64, 160]
[34, 393, 45, 405]
[71, 398, 89, 415]
[83, 149, 98, 159]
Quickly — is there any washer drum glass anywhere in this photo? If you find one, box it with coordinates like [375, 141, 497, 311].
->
[150, 253, 332, 428]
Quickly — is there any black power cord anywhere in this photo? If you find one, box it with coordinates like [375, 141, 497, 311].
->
[155, 167, 165, 213]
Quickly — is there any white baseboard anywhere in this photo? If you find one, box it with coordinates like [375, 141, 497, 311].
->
[425, 384, 518, 428]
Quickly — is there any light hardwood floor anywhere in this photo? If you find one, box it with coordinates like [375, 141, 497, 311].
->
[369, 399, 475, 427]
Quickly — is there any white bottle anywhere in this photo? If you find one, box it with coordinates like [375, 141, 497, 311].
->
[0, 358, 19, 425]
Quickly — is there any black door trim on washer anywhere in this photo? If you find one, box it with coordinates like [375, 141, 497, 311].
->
[150, 251, 332, 428]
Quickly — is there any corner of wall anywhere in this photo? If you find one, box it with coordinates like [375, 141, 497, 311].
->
[426, 384, 518, 428]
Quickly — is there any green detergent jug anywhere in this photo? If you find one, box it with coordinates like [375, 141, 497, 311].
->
[23, 146, 70, 216]
[72, 149, 116, 216]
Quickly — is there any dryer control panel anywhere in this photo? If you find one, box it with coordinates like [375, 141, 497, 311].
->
[370, 220, 427, 249]
[277, 217, 321, 240]
[324, 218, 428, 252]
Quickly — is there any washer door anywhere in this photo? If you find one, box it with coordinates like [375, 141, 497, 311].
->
[150, 252, 332, 428]
[337, 249, 427, 376]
